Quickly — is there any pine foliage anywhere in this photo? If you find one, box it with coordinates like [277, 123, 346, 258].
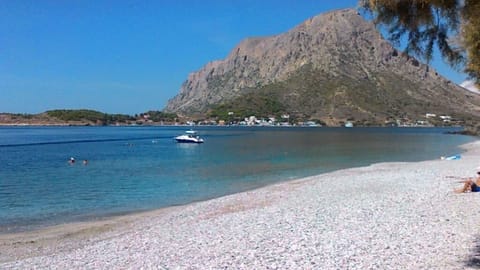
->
[361, 0, 479, 85]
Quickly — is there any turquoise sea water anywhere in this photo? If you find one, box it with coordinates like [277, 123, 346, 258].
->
[0, 126, 474, 233]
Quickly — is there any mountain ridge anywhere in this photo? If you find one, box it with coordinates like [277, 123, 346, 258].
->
[165, 8, 480, 125]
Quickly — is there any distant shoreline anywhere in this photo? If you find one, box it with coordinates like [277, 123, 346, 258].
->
[0, 123, 468, 128]
[1, 108, 473, 128]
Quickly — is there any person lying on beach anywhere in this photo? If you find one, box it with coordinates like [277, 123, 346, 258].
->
[455, 172, 480, 193]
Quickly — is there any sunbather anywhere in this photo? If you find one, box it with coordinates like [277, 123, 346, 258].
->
[455, 171, 480, 193]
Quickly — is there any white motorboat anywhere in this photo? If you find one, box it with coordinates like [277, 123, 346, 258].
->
[174, 130, 204, 143]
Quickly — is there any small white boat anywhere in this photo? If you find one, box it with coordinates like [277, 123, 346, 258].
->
[174, 130, 204, 143]
[344, 121, 353, 128]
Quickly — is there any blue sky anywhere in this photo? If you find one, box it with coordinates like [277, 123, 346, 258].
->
[0, 0, 469, 114]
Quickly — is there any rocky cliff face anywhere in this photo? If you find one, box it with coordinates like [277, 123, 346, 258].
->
[165, 8, 480, 124]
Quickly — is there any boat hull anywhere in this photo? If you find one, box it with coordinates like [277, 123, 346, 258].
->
[175, 138, 204, 143]
[174, 135, 204, 143]
[174, 130, 204, 143]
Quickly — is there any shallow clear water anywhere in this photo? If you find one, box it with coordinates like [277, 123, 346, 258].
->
[0, 126, 474, 233]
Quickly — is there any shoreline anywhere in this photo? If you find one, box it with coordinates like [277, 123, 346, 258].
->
[2, 141, 480, 268]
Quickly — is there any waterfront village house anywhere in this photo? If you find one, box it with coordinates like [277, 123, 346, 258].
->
[245, 116, 258, 126]
[440, 115, 452, 123]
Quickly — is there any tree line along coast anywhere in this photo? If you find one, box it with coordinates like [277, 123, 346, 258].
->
[0, 108, 474, 130]
[0, 110, 177, 126]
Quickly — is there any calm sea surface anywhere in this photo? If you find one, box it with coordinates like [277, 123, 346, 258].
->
[0, 126, 474, 233]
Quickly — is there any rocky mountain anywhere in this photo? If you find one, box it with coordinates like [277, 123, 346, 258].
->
[165, 8, 480, 125]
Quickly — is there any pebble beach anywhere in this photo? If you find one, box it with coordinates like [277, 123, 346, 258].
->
[2, 141, 480, 269]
